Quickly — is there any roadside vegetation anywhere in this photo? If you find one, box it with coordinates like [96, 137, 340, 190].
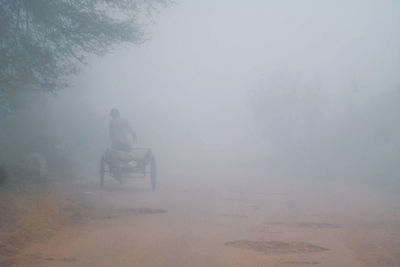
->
[0, 0, 171, 264]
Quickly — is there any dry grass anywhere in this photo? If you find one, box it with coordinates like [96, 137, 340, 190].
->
[0, 180, 73, 266]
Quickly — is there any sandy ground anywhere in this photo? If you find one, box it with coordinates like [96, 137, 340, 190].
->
[12, 165, 400, 266]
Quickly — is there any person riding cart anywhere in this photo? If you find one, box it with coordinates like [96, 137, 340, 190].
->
[109, 108, 137, 152]
[100, 109, 157, 190]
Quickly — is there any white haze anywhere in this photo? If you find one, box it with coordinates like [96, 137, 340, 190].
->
[49, 0, 400, 187]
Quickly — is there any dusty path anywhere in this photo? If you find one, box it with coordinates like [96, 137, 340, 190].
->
[13, 168, 400, 266]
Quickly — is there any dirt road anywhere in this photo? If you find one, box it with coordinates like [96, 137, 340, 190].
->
[13, 167, 400, 266]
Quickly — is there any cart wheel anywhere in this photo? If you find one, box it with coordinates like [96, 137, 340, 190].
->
[100, 155, 105, 188]
[150, 156, 157, 190]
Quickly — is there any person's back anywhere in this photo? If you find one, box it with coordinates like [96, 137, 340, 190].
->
[109, 109, 136, 152]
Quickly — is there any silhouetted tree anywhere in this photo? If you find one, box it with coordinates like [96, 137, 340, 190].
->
[0, 165, 7, 186]
[0, 0, 170, 114]
[249, 72, 325, 150]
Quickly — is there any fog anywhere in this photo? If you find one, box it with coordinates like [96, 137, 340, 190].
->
[2, 1, 400, 265]
[1, 0, 399, 187]
[36, 0, 399, 188]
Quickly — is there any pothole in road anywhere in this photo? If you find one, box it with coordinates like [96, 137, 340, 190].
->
[23, 254, 77, 265]
[225, 240, 329, 254]
[264, 222, 342, 229]
[282, 261, 321, 265]
[90, 208, 166, 220]
[222, 213, 248, 218]
[294, 222, 342, 229]
[45, 257, 76, 262]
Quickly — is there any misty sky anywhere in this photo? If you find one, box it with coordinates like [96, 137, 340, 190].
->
[62, 0, 400, 150]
